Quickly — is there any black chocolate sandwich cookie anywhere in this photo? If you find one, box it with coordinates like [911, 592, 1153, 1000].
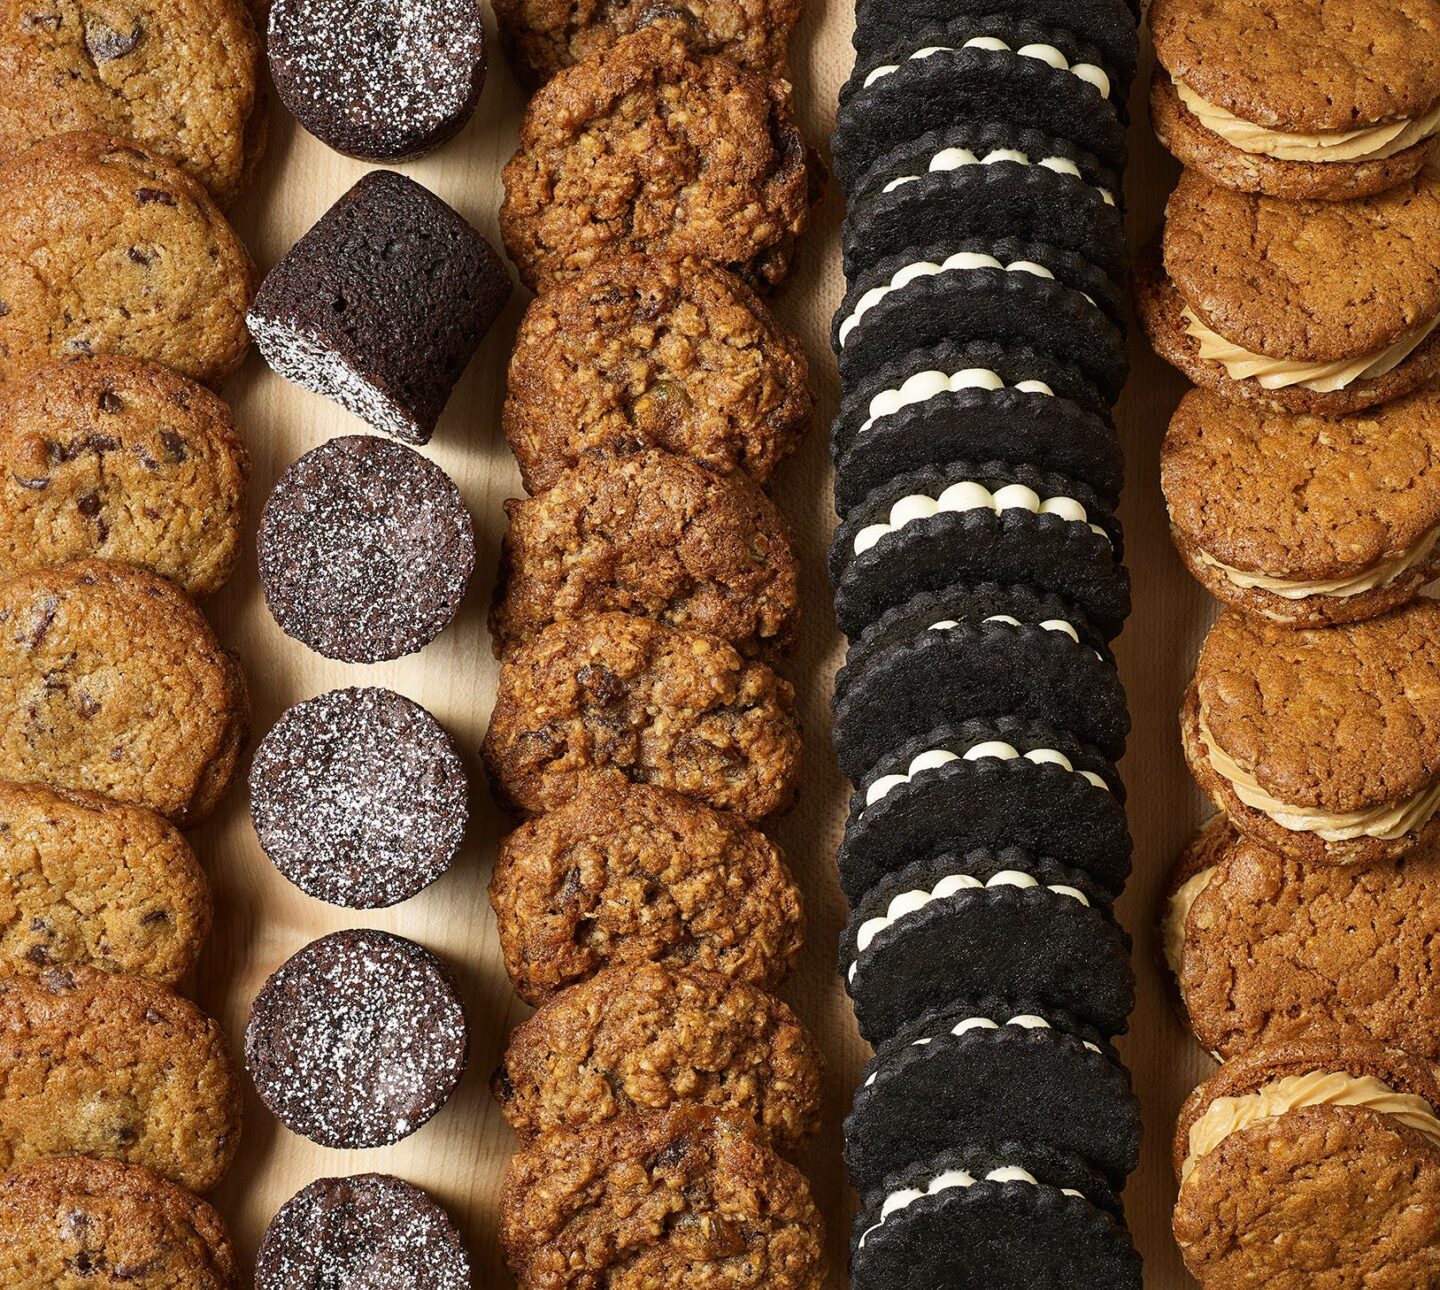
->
[843, 123, 1126, 287]
[833, 341, 1120, 514]
[833, 239, 1127, 400]
[837, 717, 1131, 904]
[830, 461, 1130, 641]
[850, 1142, 1142, 1290]
[841, 848, 1134, 1042]
[833, 18, 1128, 192]
[845, 997, 1139, 1194]
[834, 583, 1127, 781]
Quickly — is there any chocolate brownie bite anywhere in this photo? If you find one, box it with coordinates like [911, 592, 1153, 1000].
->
[244, 928, 468, 1149]
[257, 1173, 472, 1290]
[250, 687, 468, 909]
[491, 450, 800, 659]
[248, 170, 510, 444]
[490, 779, 804, 1004]
[257, 435, 475, 663]
[494, 962, 824, 1154]
[504, 254, 812, 492]
[500, 26, 813, 293]
[481, 612, 802, 821]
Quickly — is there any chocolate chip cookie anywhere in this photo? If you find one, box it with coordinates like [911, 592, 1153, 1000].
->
[0, 780, 210, 983]
[0, 966, 242, 1191]
[482, 612, 802, 821]
[0, 560, 249, 826]
[0, 131, 256, 387]
[0, 356, 249, 597]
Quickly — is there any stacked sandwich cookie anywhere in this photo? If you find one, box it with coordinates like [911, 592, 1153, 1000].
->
[829, 2, 1143, 1285]
[1138, 1, 1440, 1285]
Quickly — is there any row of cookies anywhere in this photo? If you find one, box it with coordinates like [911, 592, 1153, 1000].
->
[1136, 1, 1440, 1285]
[828, 0, 1145, 1284]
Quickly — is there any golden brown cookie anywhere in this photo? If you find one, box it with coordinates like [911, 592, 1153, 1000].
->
[494, 962, 823, 1152]
[1182, 602, 1440, 865]
[0, 131, 256, 387]
[500, 1106, 827, 1289]
[1161, 387, 1440, 626]
[0, 966, 242, 1191]
[481, 611, 802, 821]
[490, 449, 800, 659]
[1164, 816, 1440, 1062]
[0, 780, 210, 983]
[0, 357, 249, 597]
[503, 254, 812, 492]
[499, 27, 813, 294]
[1135, 165, 1440, 414]
[1149, 0, 1440, 200]
[0, 1157, 239, 1288]
[1173, 1040, 1440, 1289]
[0, 559, 249, 826]
[490, 778, 803, 1004]
[0, 0, 266, 207]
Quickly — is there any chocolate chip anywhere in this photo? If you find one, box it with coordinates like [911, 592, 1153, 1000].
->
[143, 1008, 162, 1024]
[77, 691, 100, 718]
[25, 944, 50, 965]
[20, 597, 57, 648]
[76, 492, 101, 517]
[84, 14, 143, 59]
[127, 246, 154, 266]
[141, 909, 170, 925]
[134, 187, 176, 206]
[159, 429, 187, 462]
[97, 389, 123, 414]
[62, 337, 93, 356]
[12, 473, 49, 490]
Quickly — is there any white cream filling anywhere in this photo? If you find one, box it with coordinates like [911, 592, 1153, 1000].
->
[959, 613, 1104, 661]
[863, 739, 1110, 811]
[857, 367, 1055, 436]
[859, 1164, 1085, 1246]
[863, 1013, 1103, 1085]
[879, 144, 1116, 205]
[852, 482, 1108, 556]
[1162, 865, 1218, 979]
[863, 37, 1110, 99]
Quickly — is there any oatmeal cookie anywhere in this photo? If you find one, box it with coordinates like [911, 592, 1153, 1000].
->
[490, 778, 803, 1004]
[0, 560, 248, 825]
[0, 356, 249, 597]
[500, 1106, 827, 1289]
[0, 131, 256, 387]
[0, 966, 242, 1191]
[490, 449, 800, 659]
[499, 26, 813, 293]
[503, 254, 811, 492]
[0, 780, 210, 983]
[494, 961, 823, 1152]
[481, 612, 802, 821]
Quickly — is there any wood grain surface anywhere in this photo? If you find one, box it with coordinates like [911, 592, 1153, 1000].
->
[189, 7, 1213, 1286]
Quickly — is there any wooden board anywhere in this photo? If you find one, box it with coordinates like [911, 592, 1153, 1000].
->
[189, 7, 1213, 1286]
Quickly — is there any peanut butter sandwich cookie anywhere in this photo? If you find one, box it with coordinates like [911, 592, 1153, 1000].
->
[1173, 1041, 1440, 1288]
[482, 612, 802, 821]
[1137, 166, 1440, 415]
[1165, 816, 1440, 1063]
[491, 450, 800, 659]
[1150, 0, 1440, 200]
[494, 961, 823, 1154]
[1183, 601, 1440, 866]
[490, 779, 803, 1004]
[0, 357, 249, 597]
[500, 1106, 827, 1290]
[504, 255, 812, 492]
[500, 26, 813, 294]
[0, 1157, 239, 1289]
[0, 560, 248, 826]
[0, 0, 265, 207]
[0, 132, 255, 387]
[1163, 387, 1440, 627]
[0, 966, 242, 1191]
[0, 781, 210, 983]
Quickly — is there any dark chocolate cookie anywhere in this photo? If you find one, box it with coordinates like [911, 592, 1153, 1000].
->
[244, 928, 468, 1149]
[256, 1173, 472, 1290]
[267, 0, 487, 161]
[258, 435, 475, 663]
[249, 687, 468, 909]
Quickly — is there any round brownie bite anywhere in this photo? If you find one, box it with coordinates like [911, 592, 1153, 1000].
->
[244, 928, 468, 1149]
[257, 1173, 472, 1290]
[267, 0, 487, 161]
[250, 687, 468, 909]
[258, 435, 475, 663]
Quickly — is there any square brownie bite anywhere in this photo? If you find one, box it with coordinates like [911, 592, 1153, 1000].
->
[248, 169, 510, 443]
